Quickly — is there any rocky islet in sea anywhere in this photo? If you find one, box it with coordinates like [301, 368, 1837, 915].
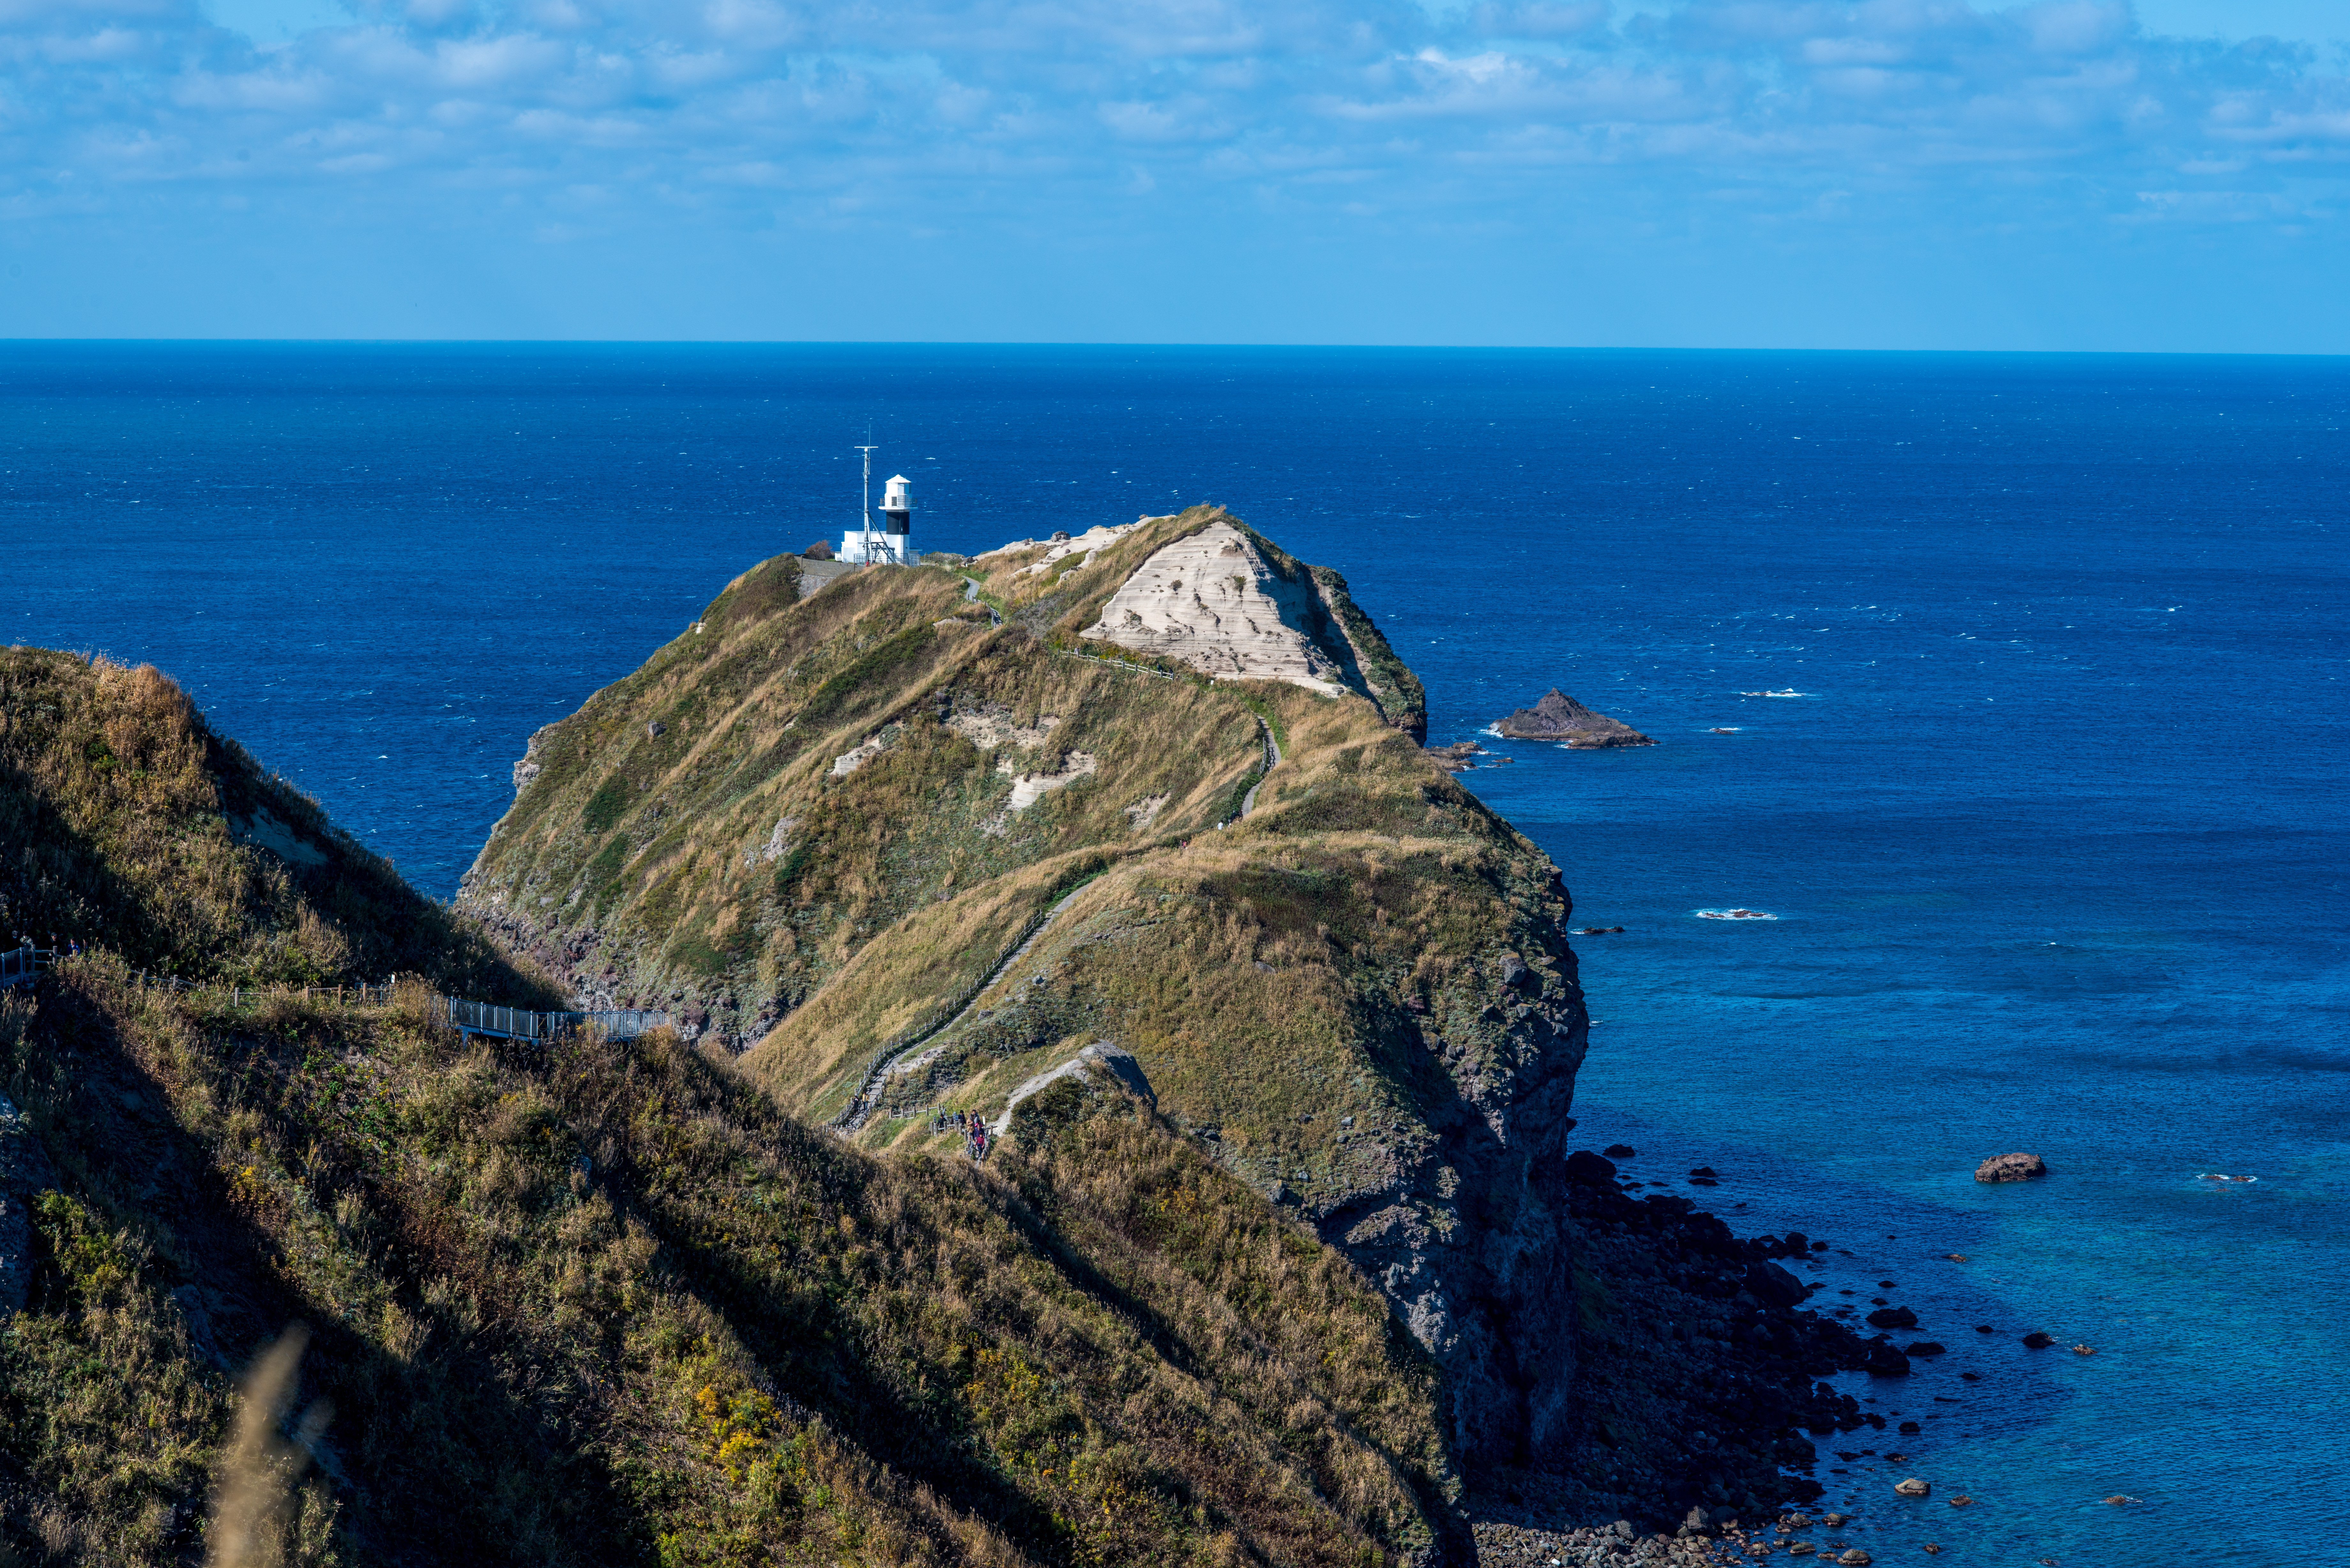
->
[1974, 1150, 2049, 1182]
[1495, 688, 1657, 748]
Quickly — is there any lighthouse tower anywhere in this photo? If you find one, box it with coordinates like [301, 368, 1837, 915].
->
[840, 450, 915, 565]
[879, 473, 913, 558]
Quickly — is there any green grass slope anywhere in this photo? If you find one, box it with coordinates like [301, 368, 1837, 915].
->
[0, 648, 546, 1000]
[458, 538, 1276, 1048]
[454, 516, 1593, 1479]
[0, 651, 1459, 1567]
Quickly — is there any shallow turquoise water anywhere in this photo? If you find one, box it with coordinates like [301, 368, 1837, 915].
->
[11, 343, 2346, 1563]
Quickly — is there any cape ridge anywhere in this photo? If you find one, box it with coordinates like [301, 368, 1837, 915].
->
[0, 506, 1881, 1567]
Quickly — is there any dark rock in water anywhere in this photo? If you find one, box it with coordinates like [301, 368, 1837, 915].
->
[1563, 1149, 1619, 1187]
[1747, 1260, 1809, 1309]
[1898, 1421, 1922, 1435]
[1975, 1324, 1997, 1334]
[1905, 1341, 1948, 1357]
[1603, 1143, 1638, 1159]
[1975, 1151, 2048, 1182]
[1690, 1165, 1719, 1179]
[2021, 1331, 2056, 1349]
[1862, 1339, 1912, 1376]
[1866, 1306, 1919, 1330]
[1495, 689, 1656, 748]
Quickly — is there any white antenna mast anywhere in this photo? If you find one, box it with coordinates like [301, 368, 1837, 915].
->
[855, 444, 878, 550]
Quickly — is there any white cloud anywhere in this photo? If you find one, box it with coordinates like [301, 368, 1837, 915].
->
[0, 0, 2345, 309]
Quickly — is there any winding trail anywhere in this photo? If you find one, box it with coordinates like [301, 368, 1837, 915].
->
[832, 608, 1284, 1135]
[962, 576, 1004, 627]
[1239, 714, 1282, 818]
[835, 882, 1088, 1133]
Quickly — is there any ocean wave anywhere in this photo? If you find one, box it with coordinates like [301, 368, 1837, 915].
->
[1694, 908, 1778, 921]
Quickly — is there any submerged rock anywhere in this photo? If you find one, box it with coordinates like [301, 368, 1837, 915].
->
[1495, 689, 1656, 748]
[1862, 1339, 1912, 1376]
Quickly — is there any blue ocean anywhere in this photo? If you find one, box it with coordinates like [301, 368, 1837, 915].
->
[10, 344, 2346, 1565]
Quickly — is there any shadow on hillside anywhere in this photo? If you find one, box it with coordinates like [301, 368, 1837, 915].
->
[595, 1074, 1069, 1557]
[4, 981, 650, 1568]
[0, 755, 163, 963]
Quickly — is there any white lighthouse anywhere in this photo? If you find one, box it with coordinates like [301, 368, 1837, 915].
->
[840, 449, 915, 564]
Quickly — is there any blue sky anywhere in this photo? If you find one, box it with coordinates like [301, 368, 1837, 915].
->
[4, 0, 2346, 348]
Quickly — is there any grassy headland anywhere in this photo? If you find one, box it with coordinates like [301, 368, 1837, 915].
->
[0, 647, 1458, 1566]
[0, 513, 1876, 1563]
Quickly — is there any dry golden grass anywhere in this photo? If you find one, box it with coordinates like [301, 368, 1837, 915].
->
[205, 1327, 332, 1568]
[466, 553, 1275, 1040]
[764, 663, 1570, 1210]
[2, 945, 1452, 1566]
[0, 647, 550, 1000]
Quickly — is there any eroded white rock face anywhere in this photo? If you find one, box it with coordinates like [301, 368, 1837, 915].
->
[229, 806, 330, 867]
[744, 816, 799, 867]
[1080, 521, 1351, 697]
[946, 708, 1059, 752]
[830, 732, 895, 777]
[1005, 751, 1095, 811]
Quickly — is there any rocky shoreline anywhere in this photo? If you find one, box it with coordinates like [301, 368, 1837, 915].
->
[1476, 1511, 1883, 1567]
[1480, 1145, 1886, 1542]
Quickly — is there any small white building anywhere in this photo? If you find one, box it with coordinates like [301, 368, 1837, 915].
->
[841, 473, 915, 564]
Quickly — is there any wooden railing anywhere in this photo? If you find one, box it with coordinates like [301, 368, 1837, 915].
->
[101, 961, 666, 1042]
[0, 946, 46, 990]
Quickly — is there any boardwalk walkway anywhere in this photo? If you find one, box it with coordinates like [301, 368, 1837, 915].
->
[52, 954, 668, 1044]
[441, 996, 669, 1044]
